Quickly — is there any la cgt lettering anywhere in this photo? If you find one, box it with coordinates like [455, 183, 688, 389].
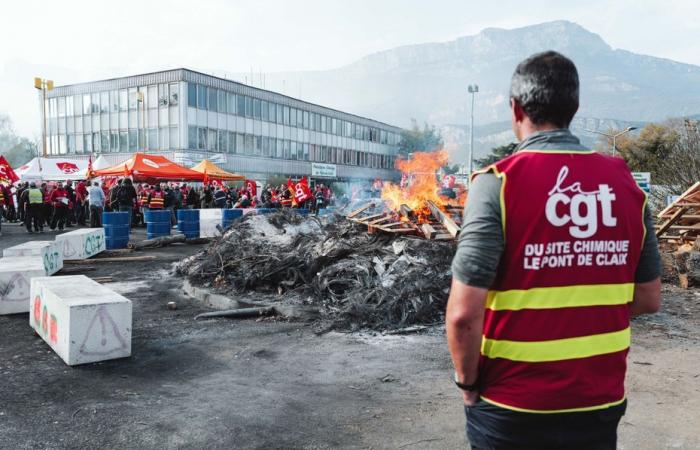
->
[545, 166, 617, 239]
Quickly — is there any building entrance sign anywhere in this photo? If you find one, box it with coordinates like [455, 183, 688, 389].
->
[311, 163, 337, 178]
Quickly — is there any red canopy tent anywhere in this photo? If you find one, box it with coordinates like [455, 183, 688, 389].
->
[93, 153, 204, 183]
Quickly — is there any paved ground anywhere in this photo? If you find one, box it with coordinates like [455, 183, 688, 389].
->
[0, 222, 698, 449]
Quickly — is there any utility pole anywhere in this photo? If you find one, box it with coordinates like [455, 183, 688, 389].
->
[467, 85, 479, 185]
[34, 77, 54, 157]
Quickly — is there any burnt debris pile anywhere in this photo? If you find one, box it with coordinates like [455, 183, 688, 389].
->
[177, 209, 455, 331]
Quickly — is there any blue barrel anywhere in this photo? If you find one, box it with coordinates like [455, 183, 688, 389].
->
[296, 208, 309, 216]
[222, 209, 243, 228]
[102, 212, 130, 249]
[256, 208, 274, 215]
[144, 209, 171, 239]
[177, 209, 200, 239]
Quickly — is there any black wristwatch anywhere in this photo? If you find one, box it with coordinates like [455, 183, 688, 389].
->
[454, 372, 479, 391]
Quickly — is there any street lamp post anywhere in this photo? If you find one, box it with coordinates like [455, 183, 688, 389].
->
[467, 84, 479, 184]
[583, 126, 637, 157]
[33, 77, 54, 157]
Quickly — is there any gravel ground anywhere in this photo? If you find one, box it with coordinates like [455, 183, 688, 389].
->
[0, 222, 698, 449]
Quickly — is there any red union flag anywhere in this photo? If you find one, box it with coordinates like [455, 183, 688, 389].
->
[56, 161, 80, 174]
[442, 174, 456, 189]
[87, 155, 94, 179]
[0, 156, 19, 184]
[245, 179, 257, 197]
[293, 176, 312, 205]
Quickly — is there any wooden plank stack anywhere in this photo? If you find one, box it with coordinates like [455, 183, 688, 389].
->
[656, 181, 700, 246]
[348, 201, 464, 240]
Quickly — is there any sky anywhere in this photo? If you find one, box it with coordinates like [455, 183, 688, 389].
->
[1, 0, 698, 137]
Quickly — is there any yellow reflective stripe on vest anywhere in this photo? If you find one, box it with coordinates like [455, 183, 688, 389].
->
[481, 327, 630, 362]
[480, 395, 627, 414]
[486, 283, 634, 311]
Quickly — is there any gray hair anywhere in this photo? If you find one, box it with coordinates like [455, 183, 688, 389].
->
[510, 51, 579, 128]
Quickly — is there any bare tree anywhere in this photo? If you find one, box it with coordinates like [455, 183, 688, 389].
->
[652, 119, 700, 205]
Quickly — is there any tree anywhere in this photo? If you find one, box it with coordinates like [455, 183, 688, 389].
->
[475, 142, 518, 168]
[397, 119, 443, 157]
[0, 114, 37, 167]
[614, 124, 678, 174]
[615, 120, 700, 206]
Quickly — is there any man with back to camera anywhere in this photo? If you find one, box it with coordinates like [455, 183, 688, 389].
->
[446, 51, 661, 449]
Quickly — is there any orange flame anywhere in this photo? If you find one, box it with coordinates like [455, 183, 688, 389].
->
[381, 150, 450, 221]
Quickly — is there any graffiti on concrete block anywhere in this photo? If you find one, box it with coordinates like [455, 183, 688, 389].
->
[33, 296, 42, 325]
[49, 314, 58, 345]
[43, 251, 61, 274]
[79, 305, 128, 356]
[42, 305, 48, 334]
[62, 240, 78, 258]
[84, 234, 104, 257]
[0, 273, 31, 303]
[34, 296, 59, 346]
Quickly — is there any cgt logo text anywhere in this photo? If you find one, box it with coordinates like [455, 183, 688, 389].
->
[545, 166, 616, 239]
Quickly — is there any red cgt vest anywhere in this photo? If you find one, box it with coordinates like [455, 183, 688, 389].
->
[476, 150, 647, 413]
[149, 191, 164, 209]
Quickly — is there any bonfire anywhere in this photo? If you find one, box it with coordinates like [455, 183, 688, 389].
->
[348, 150, 466, 239]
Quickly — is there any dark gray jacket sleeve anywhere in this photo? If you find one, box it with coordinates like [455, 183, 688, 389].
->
[451, 173, 504, 289]
[634, 205, 661, 283]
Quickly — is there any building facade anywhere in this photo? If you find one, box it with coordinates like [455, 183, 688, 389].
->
[41, 68, 402, 182]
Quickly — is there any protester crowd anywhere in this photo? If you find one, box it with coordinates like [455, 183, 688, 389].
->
[0, 178, 336, 235]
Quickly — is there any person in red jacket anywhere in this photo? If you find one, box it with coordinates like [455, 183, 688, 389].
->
[75, 180, 88, 226]
[147, 185, 165, 209]
[41, 183, 52, 229]
[50, 182, 70, 230]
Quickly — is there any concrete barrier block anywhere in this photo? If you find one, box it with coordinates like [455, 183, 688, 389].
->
[0, 258, 49, 315]
[30, 275, 132, 365]
[3, 241, 64, 275]
[200, 209, 223, 238]
[55, 228, 106, 260]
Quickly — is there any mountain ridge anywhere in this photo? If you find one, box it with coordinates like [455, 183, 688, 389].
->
[243, 20, 700, 162]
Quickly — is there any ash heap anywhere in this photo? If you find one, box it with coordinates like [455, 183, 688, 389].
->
[178, 209, 455, 332]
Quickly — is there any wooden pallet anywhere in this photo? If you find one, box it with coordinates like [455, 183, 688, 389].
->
[656, 181, 700, 245]
[347, 202, 463, 239]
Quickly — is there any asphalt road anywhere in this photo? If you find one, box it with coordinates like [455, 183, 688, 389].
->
[0, 222, 698, 449]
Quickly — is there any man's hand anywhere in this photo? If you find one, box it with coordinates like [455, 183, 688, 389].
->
[462, 389, 480, 406]
[446, 278, 488, 403]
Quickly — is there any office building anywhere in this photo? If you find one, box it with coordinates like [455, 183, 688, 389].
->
[41, 68, 402, 182]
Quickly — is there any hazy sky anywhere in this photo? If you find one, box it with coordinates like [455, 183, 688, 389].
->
[1, 0, 698, 136]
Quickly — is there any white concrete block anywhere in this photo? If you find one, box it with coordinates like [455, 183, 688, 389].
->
[30, 275, 132, 365]
[3, 241, 64, 275]
[200, 209, 223, 238]
[0, 257, 49, 315]
[55, 228, 106, 260]
[199, 209, 223, 220]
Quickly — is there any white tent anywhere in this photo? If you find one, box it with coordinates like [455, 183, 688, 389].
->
[15, 157, 90, 182]
[93, 155, 117, 171]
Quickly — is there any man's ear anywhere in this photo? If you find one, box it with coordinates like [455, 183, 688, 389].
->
[511, 98, 525, 124]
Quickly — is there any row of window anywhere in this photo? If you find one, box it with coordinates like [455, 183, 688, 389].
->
[48, 84, 178, 119]
[186, 126, 393, 169]
[48, 107, 177, 137]
[186, 83, 398, 145]
[45, 127, 179, 156]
